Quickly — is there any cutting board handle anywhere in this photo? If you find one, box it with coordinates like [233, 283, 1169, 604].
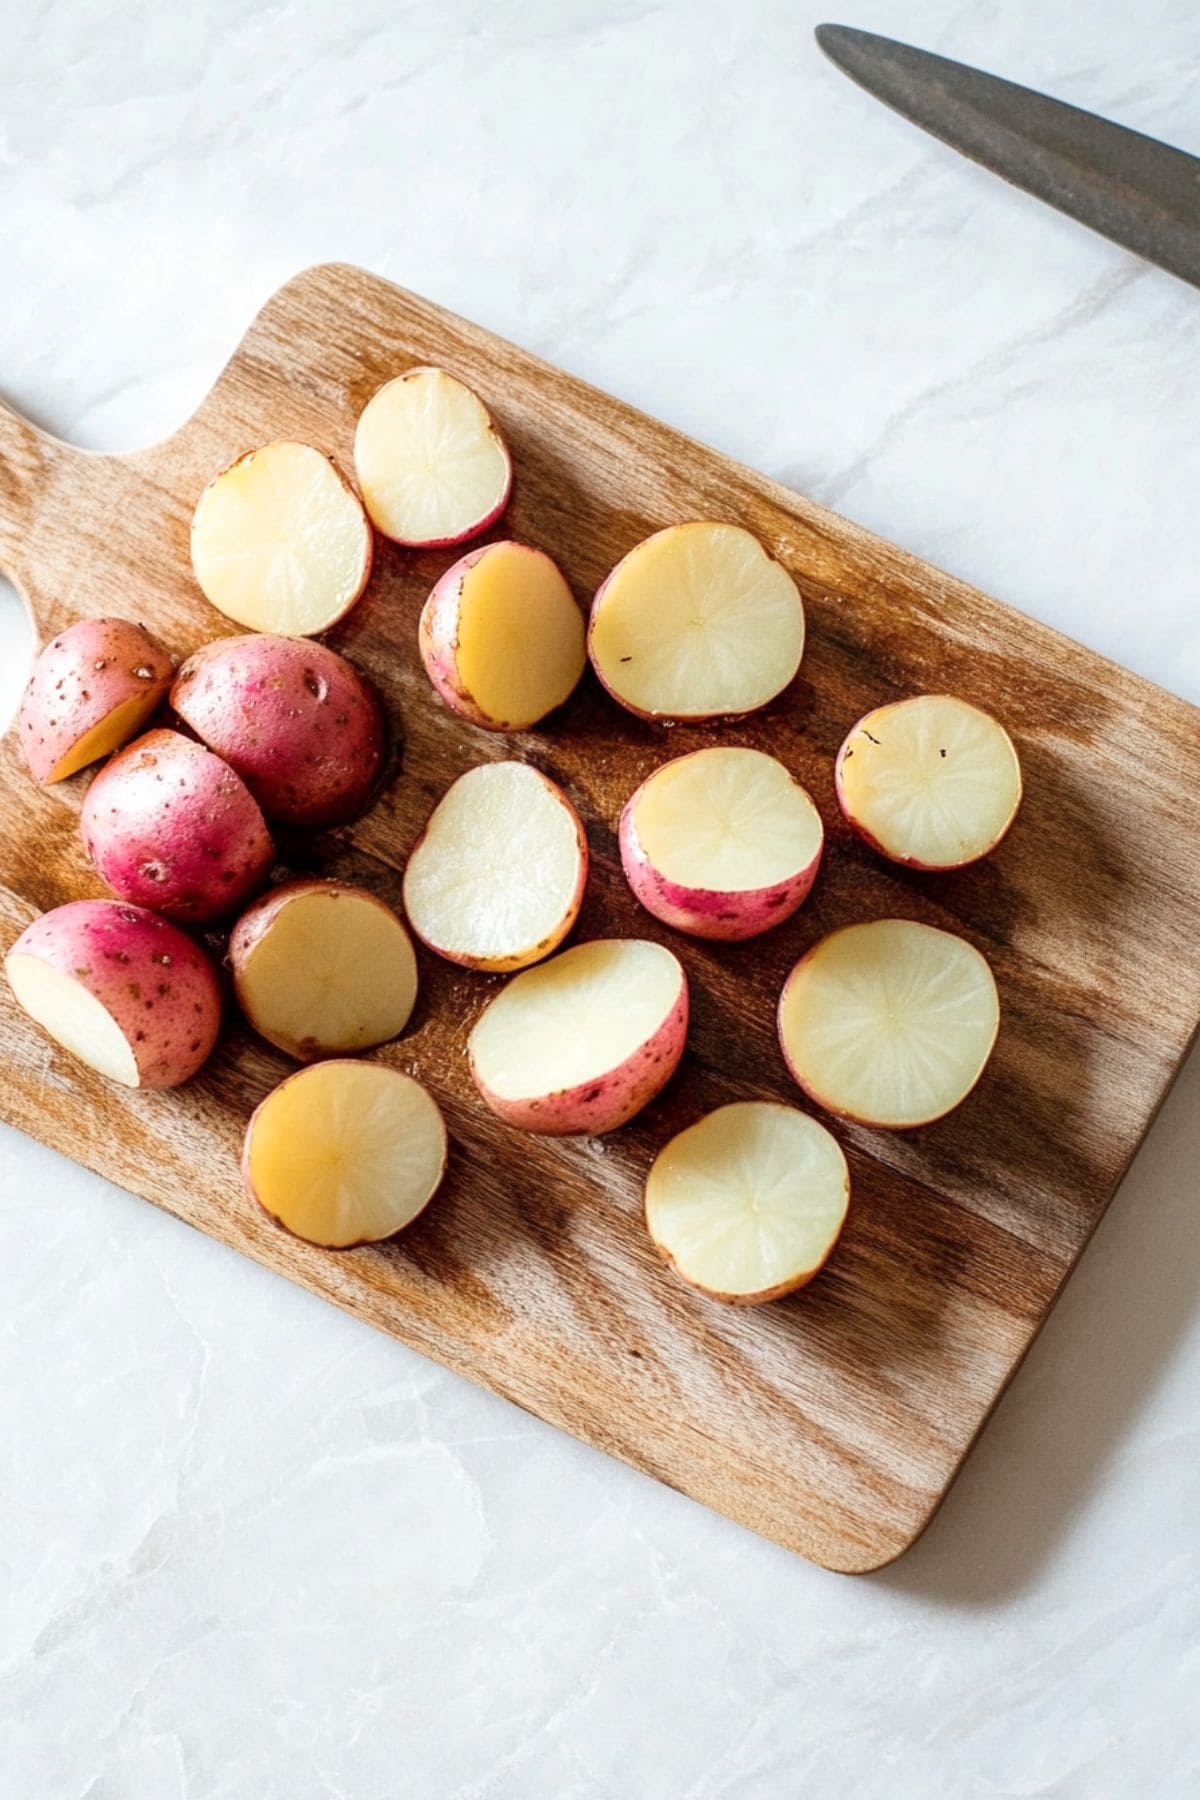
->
[0, 398, 45, 589]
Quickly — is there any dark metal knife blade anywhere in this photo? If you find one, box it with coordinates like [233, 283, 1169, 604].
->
[815, 24, 1200, 288]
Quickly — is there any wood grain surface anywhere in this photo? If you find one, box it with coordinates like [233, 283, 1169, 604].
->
[2, 263, 1198, 1573]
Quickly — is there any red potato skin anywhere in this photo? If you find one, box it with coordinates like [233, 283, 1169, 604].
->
[240, 1061, 449, 1248]
[775, 936, 1000, 1130]
[834, 705, 1024, 871]
[470, 976, 689, 1136]
[618, 792, 823, 943]
[81, 729, 274, 924]
[5, 899, 221, 1088]
[171, 635, 386, 826]
[19, 617, 174, 784]
[417, 544, 499, 728]
[402, 768, 589, 972]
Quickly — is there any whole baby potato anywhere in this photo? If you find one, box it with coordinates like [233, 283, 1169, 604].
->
[171, 635, 386, 827]
[81, 728, 273, 922]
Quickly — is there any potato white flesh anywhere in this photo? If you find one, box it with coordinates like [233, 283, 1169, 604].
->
[354, 367, 512, 546]
[191, 441, 372, 635]
[646, 1102, 850, 1304]
[621, 747, 823, 939]
[6, 955, 140, 1085]
[589, 521, 805, 720]
[402, 761, 586, 971]
[231, 882, 418, 1060]
[4, 899, 221, 1089]
[420, 540, 585, 730]
[242, 1061, 447, 1248]
[837, 695, 1022, 869]
[778, 919, 999, 1129]
[469, 938, 687, 1135]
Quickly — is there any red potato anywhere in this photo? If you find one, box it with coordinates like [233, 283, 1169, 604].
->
[645, 1102, 850, 1304]
[4, 899, 221, 1088]
[419, 541, 585, 731]
[18, 617, 174, 784]
[171, 634, 386, 827]
[190, 442, 373, 636]
[468, 938, 688, 1135]
[778, 919, 1000, 1129]
[836, 694, 1023, 870]
[353, 366, 512, 547]
[81, 728, 273, 923]
[230, 880, 418, 1060]
[619, 747, 824, 940]
[589, 521, 805, 721]
[402, 761, 587, 971]
[242, 1061, 447, 1248]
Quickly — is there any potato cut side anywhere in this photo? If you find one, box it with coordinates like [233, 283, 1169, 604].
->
[590, 521, 805, 720]
[471, 939, 683, 1102]
[47, 691, 164, 782]
[243, 1062, 447, 1248]
[190, 441, 372, 635]
[646, 1102, 850, 1303]
[402, 761, 586, 970]
[779, 919, 999, 1129]
[4, 954, 140, 1087]
[232, 883, 418, 1060]
[423, 541, 585, 729]
[632, 747, 822, 888]
[837, 694, 1022, 869]
[354, 366, 512, 546]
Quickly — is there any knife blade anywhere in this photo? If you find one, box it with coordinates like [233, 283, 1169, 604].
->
[815, 24, 1200, 289]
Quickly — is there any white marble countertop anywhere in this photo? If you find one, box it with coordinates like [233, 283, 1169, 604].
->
[2, 3, 1199, 1795]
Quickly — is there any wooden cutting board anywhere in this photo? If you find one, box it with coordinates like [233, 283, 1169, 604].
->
[2, 264, 1198, 1574]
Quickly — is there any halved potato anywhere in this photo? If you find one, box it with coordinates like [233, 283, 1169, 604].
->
[836, 694, 1022, 869]
[230, 880, 418, 1060]
[190, 441, 373, 635]
[620, 747, 823, 939]
[589, 521, 804, 720]
[469, 938, 688, 1135]
[778, 919, 1000, 1128]
[646, 1101, 850, 1303]
[354, 366, 512, 547]
[242, 1061, 447, 1248]
[402, 761, 587, 971]
[420, 541, 585, 730]
[4, 899, 221, 1089]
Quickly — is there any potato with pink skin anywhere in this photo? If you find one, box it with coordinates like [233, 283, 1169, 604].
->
[419, 541, 585, 731]
[171, 635, 386, 826]
[468, 939, 688, 1135]
[82, 728, 273, 923]
[4, 899, 221, 1088]
[19, 617, 174, 784]
[619, 747, 824, 941]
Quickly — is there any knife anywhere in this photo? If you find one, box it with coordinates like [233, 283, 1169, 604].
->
[815, 24, 1200, 289]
